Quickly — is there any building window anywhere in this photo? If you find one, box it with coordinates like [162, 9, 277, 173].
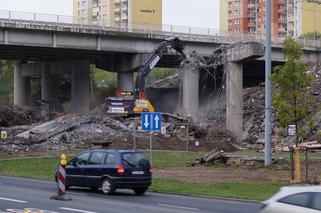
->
[234, 10, 241, 16]
[249, 27, 256, 33]
[234, 19, 241, 24]
[248, 8, 256, 13]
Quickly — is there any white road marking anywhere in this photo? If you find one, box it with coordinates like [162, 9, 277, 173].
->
[59, 207, 97, 213]
[67, 192, 87, 196]
[158, 204, 199, 211]
[0, 196, 27, 203]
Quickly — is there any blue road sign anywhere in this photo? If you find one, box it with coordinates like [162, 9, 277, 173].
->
[141, 112, 162, 131]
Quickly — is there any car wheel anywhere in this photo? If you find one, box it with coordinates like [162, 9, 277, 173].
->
[101, 178, 115, 195]
[133, 187, 148, 195]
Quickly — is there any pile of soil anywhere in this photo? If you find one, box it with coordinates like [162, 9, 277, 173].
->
[0, 106, 47, 127]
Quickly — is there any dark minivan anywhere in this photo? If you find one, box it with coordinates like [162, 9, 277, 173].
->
[56, 149, 152, 195]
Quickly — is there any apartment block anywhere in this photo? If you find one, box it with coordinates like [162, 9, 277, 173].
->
[73, 0, 162, 27]
[220, 0, 321, 37]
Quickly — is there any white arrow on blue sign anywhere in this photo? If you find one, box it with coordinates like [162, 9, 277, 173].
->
[141, 112, 162, 131]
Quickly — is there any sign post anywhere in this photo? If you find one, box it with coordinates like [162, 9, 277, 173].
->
[141, 112, 162, 165]
[1, 130, 7, 143]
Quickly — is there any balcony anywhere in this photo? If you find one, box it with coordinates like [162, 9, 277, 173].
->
[121, 15, 128, 20]
[114, 7, 121, 13]
[114, 0, 121, 4]
[278, 18, 287, 23]
[248, 22, 257, 27]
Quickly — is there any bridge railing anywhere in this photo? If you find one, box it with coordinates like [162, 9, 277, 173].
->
[0, 10, 320, 50]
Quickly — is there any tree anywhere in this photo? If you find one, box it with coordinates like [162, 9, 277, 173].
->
[271, 37, 314, 144]
[0, 61, 14, 106]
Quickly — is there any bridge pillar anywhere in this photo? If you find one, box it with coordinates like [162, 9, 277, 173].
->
[226, 62, 243, 143]
[71, 60, 90, 113]
[41, 63, 59, 102]
[182, 62, 199, 120]
[14, 61, 31, 106]
[226, 42, 264, 142]
[117, 72, 134, 92]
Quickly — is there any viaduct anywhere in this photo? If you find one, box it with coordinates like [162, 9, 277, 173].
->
[1, 11, 320, 142]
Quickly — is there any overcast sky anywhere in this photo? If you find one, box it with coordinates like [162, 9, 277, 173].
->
[0, 0, 219, 29]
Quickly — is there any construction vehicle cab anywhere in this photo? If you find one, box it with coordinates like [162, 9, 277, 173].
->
[106, 37, 185, 115]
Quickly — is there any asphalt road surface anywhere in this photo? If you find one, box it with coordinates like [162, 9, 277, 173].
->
[0, 176, 261, 213]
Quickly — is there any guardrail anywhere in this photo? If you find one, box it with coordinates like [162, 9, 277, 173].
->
[0, 10, 320, 49]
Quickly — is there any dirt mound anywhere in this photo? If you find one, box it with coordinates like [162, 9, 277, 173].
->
[0, 106, 47, 127]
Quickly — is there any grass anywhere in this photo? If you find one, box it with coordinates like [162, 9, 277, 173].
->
[0, 151, 287, 201]
[149, 151, 205, 168]
[151, 178, 286, 201]
[92, 67, 176, 86]
[0, 151, 203, 180]
[0, 157, 59, 180]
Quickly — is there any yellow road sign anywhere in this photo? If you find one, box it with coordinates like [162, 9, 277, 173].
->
[1, 131, 7, 139]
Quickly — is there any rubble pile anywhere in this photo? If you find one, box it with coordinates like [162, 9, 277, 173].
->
[0, 111, 238, 153]
[0, 106, 47, 127]
[242, 84, 270, 146]
[242, 62, 321, 146]
[196, 150, 285, 166]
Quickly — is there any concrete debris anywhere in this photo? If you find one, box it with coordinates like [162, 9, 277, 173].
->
[273, 141, 321, 152]
[0, 110, 238, 153]
[197, 150, 285, 166]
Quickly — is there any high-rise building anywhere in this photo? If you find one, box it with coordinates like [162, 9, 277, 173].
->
[73, 0, 162, 27]
[219, 0, 321, 37]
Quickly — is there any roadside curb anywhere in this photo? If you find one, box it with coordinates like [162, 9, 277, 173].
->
[149, 190, 261, 204]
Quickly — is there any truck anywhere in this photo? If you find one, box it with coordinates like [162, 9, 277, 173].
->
[106, 37, 185, 115]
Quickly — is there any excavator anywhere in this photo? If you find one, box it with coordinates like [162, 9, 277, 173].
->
[106, 37, 185, 115]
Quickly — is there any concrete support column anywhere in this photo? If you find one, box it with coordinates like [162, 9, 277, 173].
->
[14, 62, 31, 106]
[71, 60, 90, 113]
[182, 63, 199, 120]
[226, 62, 243, 142]
[117, 72, 134, 92]
[41, 63, 59, 102]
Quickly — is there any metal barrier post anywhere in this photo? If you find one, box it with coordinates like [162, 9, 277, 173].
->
[50, 153, 72, 201]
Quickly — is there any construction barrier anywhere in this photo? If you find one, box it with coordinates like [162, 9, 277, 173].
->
[50, 153, 72, 201]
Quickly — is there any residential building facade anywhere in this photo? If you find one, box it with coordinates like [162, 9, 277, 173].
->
[220, 0, 321, 37]
[73, 0, 162, 27]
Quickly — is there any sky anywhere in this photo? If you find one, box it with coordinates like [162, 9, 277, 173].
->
[0, 0, 219, 29]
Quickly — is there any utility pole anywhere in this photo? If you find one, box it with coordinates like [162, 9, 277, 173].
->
[264, 0, 272, 166]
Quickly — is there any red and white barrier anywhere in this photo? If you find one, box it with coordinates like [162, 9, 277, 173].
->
[50, 153, 72, 201]
[57, 164, 66, 196]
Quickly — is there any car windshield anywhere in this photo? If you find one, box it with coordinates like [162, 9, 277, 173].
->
[122, 152, 149, 167]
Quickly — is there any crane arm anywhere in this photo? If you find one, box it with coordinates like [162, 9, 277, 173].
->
[134, 37, 185, 99]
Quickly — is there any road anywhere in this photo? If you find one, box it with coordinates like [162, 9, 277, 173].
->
[0, 176, 261, 213]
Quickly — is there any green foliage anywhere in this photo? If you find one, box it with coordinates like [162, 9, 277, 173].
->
[271, 38, 314, 143]
[0, 61, 14, 106]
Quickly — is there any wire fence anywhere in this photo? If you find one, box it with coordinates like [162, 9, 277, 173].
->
[0, 10, 321, 48]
